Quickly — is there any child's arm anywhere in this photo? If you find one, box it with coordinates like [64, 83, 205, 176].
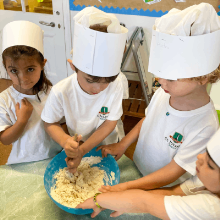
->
[76, 188, 184, 219]
[100, 159, 186, 192]
[66, 119, 119, 172]
[81, 120, 118, 155]
[97, 117, 145, 160]
[60, 123, 70, 135]
[44, 122, 81, 158]
[0, 98, 33, 145]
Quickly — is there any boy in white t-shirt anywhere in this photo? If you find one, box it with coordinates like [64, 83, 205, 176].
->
[98, 3, 220, 189]
[41, 7, 128, 173]
[77, 129, 220, 220]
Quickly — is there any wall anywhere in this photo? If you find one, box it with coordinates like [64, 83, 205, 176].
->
[0, 1, 3, 10]
[210, 81, 220, 110]
[70, 11, 156, 40]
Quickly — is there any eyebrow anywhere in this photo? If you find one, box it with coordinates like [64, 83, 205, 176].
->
[8, 66, 16, 68]
[8, 65, 37, 68]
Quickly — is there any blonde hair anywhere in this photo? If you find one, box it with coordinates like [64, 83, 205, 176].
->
[189, 64, 220, 84]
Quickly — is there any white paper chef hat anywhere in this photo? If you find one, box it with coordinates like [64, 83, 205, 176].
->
[72, 7, 128, 77]
[207, 129, 220, 168]
[2, 20, 44, 55]
[148, 3, 220, 80]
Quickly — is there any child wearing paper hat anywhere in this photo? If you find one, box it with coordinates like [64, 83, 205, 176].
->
[0, 21, 62, 164]
[41, 7, 128, 173]
[77, 129, 220, 219]
[99, 3, 220, 190]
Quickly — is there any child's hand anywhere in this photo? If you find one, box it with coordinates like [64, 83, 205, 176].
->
[65, 155, 83, 174]
[64, 135, 82, 158]
[15, 98, 33, 124]
[97, 143, 126, 161]
[99, 183, 127, 193]
[76, 197, 104, 218]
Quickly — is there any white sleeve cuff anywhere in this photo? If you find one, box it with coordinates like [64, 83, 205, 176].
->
[174, 155, 196, 175]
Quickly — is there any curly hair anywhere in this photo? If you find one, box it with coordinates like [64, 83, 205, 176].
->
[189, 64, 220, 84]
[2, 45, 52, 101]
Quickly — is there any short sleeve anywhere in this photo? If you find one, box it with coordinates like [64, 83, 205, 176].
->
[41, 87, 64, 123]
[174, 125, 218, 175]
[107, 81, 123, 121]
[0, 98, 13, 132]
[164, 193, 220, 220]
[118, 72, 129, 99]
[180, 175, 205, 195]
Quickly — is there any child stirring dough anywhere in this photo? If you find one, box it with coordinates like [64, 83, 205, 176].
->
[98, 3, 220, 190]
[41, 7, 128, 173]
[77, 129, 220, 220]
[0, 21, 62, 164]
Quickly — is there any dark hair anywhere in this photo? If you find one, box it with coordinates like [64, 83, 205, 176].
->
[2, 45, 52, 101]
[89, 24, 108, 33]
[74, 66, 118, 83]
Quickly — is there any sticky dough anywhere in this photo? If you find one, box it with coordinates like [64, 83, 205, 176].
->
[51, 156, 104, 208]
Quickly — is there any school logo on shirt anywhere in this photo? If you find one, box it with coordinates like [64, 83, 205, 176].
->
[170, 132, 183, 144]
[97, 106, 110, 120]
[165, 132, 184, 149]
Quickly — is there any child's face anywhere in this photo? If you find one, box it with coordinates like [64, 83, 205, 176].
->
[5, 55, 46, 94]
[196, 152, 220, 194]
[77, 70, 109, 95]
[158, 78, 202, 97]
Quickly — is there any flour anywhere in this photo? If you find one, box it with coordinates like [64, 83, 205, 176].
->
[51, 156, 104, 208]
[104, 170, 116, 185]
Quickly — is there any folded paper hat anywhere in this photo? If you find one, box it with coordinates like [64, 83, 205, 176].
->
[2, 20, 44, 55]
[207, 129, 220, 168]
[72, 6, 128, 77]
[148, 3, 220, 80]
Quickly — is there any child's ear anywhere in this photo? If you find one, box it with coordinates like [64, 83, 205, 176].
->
[42, 59, 47, 68]
[67, 59, 76, 71]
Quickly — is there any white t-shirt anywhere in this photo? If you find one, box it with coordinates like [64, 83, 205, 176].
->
[41, 73, 123, 144]
[164, 175, 220, 220]
[133, 87, 219, 184]
[0, 86, 62, 165]
[118, 72, 129, 99]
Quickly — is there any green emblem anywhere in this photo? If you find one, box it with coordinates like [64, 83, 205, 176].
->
[170, 132, 183, 144]
[100, 107, 108, 113]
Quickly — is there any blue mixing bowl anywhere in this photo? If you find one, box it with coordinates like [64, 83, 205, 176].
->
[44, 147, 120, 215]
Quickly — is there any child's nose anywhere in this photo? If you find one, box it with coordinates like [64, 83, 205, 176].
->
[94, 84, 106, 93]
[197, 153, 205, 165]
[19, 72, 29, 82]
